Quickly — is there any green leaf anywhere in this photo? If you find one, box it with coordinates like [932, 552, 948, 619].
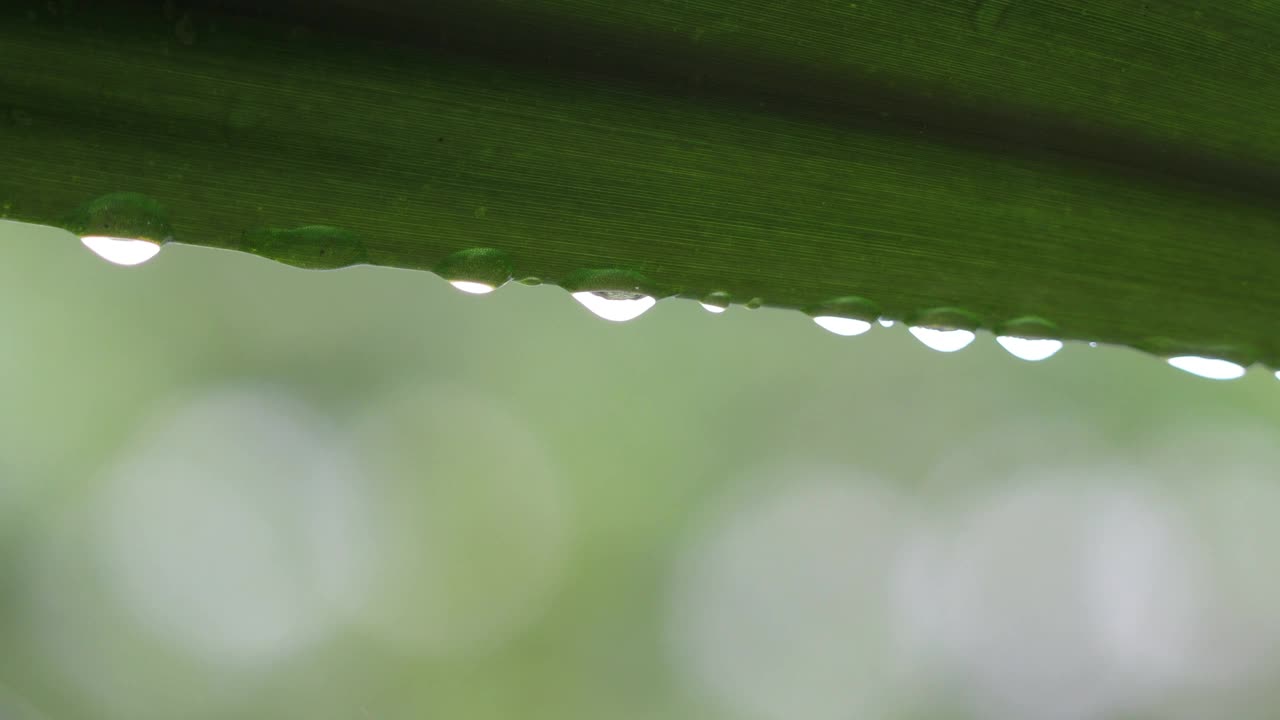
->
[3, 1, 1278, 367]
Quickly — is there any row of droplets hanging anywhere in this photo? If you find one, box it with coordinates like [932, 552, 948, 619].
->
[79, 234, 1254, 382]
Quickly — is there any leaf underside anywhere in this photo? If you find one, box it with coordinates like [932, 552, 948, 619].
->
[2, 1, 1278, 366]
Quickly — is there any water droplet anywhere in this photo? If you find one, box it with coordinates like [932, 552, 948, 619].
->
[1167, 356, 1245, 381]
[435, 248, 513, 293]
[449, 280, 495, 295]
[560, 268, 664, 322]
[242, 225, 367, 269]
[992, 316, 1063, 361]
[996, 336, 1063, 362]
[806, 296, 879, 338]
[66, 193, 173, 263]
[571, 292, 656, 322]
[908, 307, 979, 353]
[1089, 342, 1099, 348]
[910, 326, 976, 352]
[813, 316, 871, 336]
[700, 291, 731, 314]
[80, 236, 162, 266]
[878, 319, 895, 328]
[744, 297, 763, 310]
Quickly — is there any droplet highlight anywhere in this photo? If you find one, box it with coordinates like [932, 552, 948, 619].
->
[449, 280, 495, 295]
[572, 291, 656, 322]
[813, 316, 871, 337]
[1167, 356, 1245, 381]
[910, 327, 976, 353]
[700, 303, 727, 314]
[878, 319, 895, 328]
[80, 236, 162, 266]
[996, 336, 1063, 362]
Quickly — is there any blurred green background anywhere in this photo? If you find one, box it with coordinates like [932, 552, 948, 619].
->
[3, 218, 1280, 720]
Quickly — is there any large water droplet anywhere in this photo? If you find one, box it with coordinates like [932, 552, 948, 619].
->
[436, 248, 513, 294]
[996, 336, 1064, 362]
[80, 236, 162, 266]
[807, 296, 879, 338]
[571, 291, 656, 322]
[908, 307, 979, 353]
[560, 268, 665, 322]
[813, 316, 871, 336]
[1167, 356, 1245, 381]
[67, 192, 172, 266]
[910, 327, 976, 353]
[995, 316, 1062, 361]
[700, 291, 731, 314]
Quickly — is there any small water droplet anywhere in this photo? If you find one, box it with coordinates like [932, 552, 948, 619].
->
[700, 291, 731, 314]
[449, 280, 495, 295]
[910, 326, 976, 352]
[996, 336, 1063, 362]
[1167, 356, 1245, 381]
[435, 248, 513, 293]
[744, 297, 763, 309]
[80, 236, 162, 266]
[1089, 342, 1099, 348]
[813, 316, 871, 336]
[572, 291, 656, 322]
[878, 319, 895, 328]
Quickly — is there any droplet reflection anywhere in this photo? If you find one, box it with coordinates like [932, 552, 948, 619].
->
[909, 326, 976, 353]
[878, 319, 895, 328]
[996, 336, 1064, 362]
[700, 303, 727, 314]
[571, 291, 656, 322]
[449, 280, 496, 295]
[80, 236, 162, 266]
[1167, 356, 1245, 381]
[813, 316, 872, 337]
